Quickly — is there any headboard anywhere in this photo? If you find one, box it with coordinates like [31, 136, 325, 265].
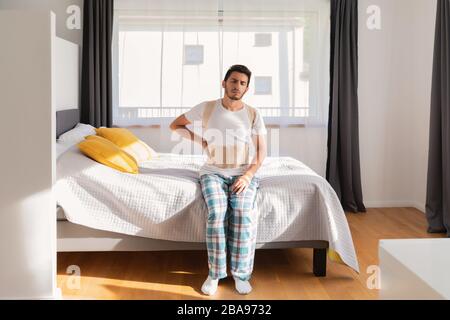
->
[52, 16, 80, 138]
[56, 109, 80, 138]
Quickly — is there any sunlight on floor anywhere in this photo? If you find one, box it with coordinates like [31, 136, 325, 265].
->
[58, 275, 201, 299]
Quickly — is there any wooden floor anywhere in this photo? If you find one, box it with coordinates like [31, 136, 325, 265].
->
[57, 207, 446, 300]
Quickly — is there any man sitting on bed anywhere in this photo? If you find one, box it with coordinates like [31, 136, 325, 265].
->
[170, 64, 267, 295]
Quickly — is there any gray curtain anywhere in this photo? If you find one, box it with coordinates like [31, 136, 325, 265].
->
[426, 0, 450, 236]
[81, 0, 114, 128]
[326, 0, 366, 213]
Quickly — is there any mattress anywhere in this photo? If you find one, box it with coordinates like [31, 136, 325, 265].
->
[55, 146, 359, 273]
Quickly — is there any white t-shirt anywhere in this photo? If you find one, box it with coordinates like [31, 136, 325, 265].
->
[184, 99, 267, 178]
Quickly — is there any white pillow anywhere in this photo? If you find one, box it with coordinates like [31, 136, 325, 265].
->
[57, 123, 96, 144]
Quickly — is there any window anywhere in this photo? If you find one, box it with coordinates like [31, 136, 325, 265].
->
[254, 76, 272, 95]
[184, 45, 204, 65]
[113, 0, 330, 126]
[254, 33, 272, 47]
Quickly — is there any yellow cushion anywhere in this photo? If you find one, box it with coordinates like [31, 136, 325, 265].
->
[78, 135, 139, 174]
[95, 127, 156, 163]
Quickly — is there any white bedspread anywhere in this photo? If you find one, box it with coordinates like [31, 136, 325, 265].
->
[55, 146, 359, 273]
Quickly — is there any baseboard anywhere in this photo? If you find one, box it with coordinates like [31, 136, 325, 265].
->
[364, 201, 425, 214]
[365, 201, 415, 208]
[411, 202, 426, 214]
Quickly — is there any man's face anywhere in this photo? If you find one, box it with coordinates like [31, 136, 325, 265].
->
[222, 72, 249, 101]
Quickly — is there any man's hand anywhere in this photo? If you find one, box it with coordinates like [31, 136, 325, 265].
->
[231, 174, 253, 194]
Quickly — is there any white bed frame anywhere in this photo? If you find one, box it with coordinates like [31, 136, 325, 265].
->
[54, 34, 329, 277]
[57, 219, 328, 276]
[57, 219, 328, 252]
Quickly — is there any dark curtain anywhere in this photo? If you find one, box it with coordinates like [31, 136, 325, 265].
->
[426, 0, 450, 236]
[81, 0, 114, 128]
[326, 0, 366, 213]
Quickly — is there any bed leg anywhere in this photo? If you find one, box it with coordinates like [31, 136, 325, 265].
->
[313, 248, 327, 277]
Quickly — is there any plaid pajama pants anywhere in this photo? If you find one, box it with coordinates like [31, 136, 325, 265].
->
[200, 173, 259, 281]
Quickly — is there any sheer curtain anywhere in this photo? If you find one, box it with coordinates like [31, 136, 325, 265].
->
[113, 0, 330, 176]
[220, 0, 330, 177]
[113, 0, 219, 127]
[221, 0, 330, 127]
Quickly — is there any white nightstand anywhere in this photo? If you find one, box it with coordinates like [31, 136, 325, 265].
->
[379, 238, 450, 300]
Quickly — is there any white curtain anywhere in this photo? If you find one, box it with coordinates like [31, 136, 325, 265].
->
[221, 0, 330, 128]
[113, 0, 330, 176]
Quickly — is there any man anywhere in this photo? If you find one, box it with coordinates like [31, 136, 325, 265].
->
[170, 65, 267, 295]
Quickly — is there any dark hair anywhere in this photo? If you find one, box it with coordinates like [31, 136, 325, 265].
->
[224, 65, 252, 87]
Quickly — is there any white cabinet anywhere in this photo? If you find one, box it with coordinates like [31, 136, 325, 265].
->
[379, 238, 450, 300]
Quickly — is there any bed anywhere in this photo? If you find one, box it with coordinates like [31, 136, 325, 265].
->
[55, 111, 359, 277]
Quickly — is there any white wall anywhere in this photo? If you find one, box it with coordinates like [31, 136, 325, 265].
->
[358, 0, 436, 211]
[0, 0, 83, 45]
[0, 11, 56, 299]
[409, 0, 436, 212]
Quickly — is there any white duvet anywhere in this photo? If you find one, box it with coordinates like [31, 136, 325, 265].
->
[55, 146, 359, 273]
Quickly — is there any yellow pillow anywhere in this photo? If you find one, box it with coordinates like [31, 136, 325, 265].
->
[95, 127, 156, 163]
[78, 135, 139, 174]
